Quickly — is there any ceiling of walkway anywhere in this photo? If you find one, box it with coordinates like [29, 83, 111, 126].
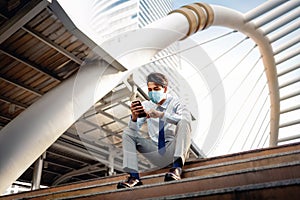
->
[0, 0, 123, 187]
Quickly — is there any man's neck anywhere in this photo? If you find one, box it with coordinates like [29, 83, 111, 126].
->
[158, 95, 167, 105]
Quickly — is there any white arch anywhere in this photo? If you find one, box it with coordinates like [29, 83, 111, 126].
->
[210, 6, 279, 147]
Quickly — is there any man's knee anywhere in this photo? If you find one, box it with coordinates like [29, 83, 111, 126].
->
[177, 118, 192, 131]
[122, 127, 137, 140]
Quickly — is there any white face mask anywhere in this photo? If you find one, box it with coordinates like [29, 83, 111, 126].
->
[148, 90, 164, 104]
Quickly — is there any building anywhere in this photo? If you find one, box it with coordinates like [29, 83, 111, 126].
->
[91, 0, 173, 41]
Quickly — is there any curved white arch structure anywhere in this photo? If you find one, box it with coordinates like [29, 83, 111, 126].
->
[0, 2, 281, 193]
[211, 6, 279, 147]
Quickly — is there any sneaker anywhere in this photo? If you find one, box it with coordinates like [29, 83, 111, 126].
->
[164, 167, 182, 182]
[117, 176, 143, 189]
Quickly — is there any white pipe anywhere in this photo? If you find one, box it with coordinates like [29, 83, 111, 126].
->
[268, 20, 300, 43]
[263, 7, 300, 35]
[273, 34, 300, 55]
[244, 0, 287, 22]
[276, 48, 300, 65]
[254, 0, 300, 28]
[211, 5, 280, 147]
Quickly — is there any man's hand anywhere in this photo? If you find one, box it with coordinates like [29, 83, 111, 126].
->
[130, 101, 146, 122]
[147, 109, 164, 119]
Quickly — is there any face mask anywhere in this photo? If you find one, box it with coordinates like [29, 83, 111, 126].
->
[148, 90, 164, 104]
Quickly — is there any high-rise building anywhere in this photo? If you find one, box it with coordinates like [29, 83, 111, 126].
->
[91, 0, 173, 41]
[91, 0, 180, 71]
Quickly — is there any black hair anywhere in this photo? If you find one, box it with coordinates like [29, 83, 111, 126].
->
[147, 72, 168, 87]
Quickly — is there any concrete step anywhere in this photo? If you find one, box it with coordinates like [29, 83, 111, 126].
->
[46, 160, 300, 200]
[2, 142, 300, 200]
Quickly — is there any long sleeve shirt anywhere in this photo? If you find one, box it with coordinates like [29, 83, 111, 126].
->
[128, 94, 190, 144]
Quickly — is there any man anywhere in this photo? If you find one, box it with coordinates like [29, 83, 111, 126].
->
[117, 72, 192, 189]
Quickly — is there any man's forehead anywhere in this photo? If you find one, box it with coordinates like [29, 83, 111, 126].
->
[147, 82, 162, 87]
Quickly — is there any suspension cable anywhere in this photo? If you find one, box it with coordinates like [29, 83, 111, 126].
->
[202, 43, 256, 101]
[240, 93, 269, 151]
[213, 69, 267, 152]
[262, 123, 271, 147]
[145, 30, 237, 65]
[228, 83, 268, 153]
[249, 109, 270, 149]
[223, 56, 262, 107]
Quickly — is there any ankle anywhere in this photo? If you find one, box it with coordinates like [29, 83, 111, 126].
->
[129, 172, 140, 180]
[173, 158, 183, 168]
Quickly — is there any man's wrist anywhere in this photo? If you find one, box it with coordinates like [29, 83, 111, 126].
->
[131, 115, 137, 122]
[160, 112, 164, 119]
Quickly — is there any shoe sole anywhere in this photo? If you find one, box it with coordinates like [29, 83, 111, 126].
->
[164, 174, 181, 182]
[117, 182, 143, 189]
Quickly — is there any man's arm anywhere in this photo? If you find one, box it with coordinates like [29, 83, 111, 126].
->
[128, 101, 146, 130]
[147, 99, 191, 125]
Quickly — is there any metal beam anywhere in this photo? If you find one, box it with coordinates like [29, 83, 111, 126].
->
[96, 110, 128, 127]
[279, 77, 300, 89]
[275, 47, 300, 65]
[279, 119, 300, 128]
[0, 47, 62, 81]
[0, 95, 28, 109]
[253, 0, 300, 28]
[52, 163, 106, 186]
[280, 104, 300, 114]
[51, 141, 124, 172]
[22, 25, 84, 65]
[277, 62, 300, 77]
[46, 151, 86, 165]
[280, 89, 300, 101]
[62, 130, 151, 170]
[0, 113, 13, 121]
[49, 0, 126, 72]
[0, 0, 49, 44]
[44, 160, 74, 171]
[244, 0, 286, 22]
[278, 134, 300, 143]
[0, 74, 43, 96]
[79, 118, 122, 139]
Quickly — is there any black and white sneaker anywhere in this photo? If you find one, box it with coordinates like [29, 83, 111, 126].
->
[117, 176, 143, 189]
[164, 167, 182, 182]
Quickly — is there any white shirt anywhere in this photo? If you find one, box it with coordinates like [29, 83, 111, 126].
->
[128, 94, 189, 144]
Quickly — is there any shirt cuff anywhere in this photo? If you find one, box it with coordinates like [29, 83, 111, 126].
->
[161, 112, 170, 122]
[128, 118, 139, 131]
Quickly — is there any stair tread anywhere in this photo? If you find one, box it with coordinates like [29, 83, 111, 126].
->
[1, 142, 300, 200]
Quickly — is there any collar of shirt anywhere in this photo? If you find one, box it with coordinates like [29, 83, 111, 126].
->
[160, 94, 171, 108]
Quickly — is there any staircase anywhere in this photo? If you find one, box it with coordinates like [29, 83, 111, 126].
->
[2, 142, 300, 200]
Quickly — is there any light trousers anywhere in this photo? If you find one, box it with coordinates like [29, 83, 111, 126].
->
[122, 119, 191, 172]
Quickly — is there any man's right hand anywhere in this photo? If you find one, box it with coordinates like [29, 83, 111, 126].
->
[130, 101, 146, 122]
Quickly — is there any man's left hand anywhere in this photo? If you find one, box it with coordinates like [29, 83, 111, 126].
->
[147, 109, 164, 118]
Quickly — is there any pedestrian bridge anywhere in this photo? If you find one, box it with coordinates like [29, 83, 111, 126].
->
[0, 0, 299, 196]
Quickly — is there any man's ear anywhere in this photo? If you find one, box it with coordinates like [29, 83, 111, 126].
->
[164, 86, 168, 93]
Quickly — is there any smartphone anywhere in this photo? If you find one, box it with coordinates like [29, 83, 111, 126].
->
[132, 100, 147, 118]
